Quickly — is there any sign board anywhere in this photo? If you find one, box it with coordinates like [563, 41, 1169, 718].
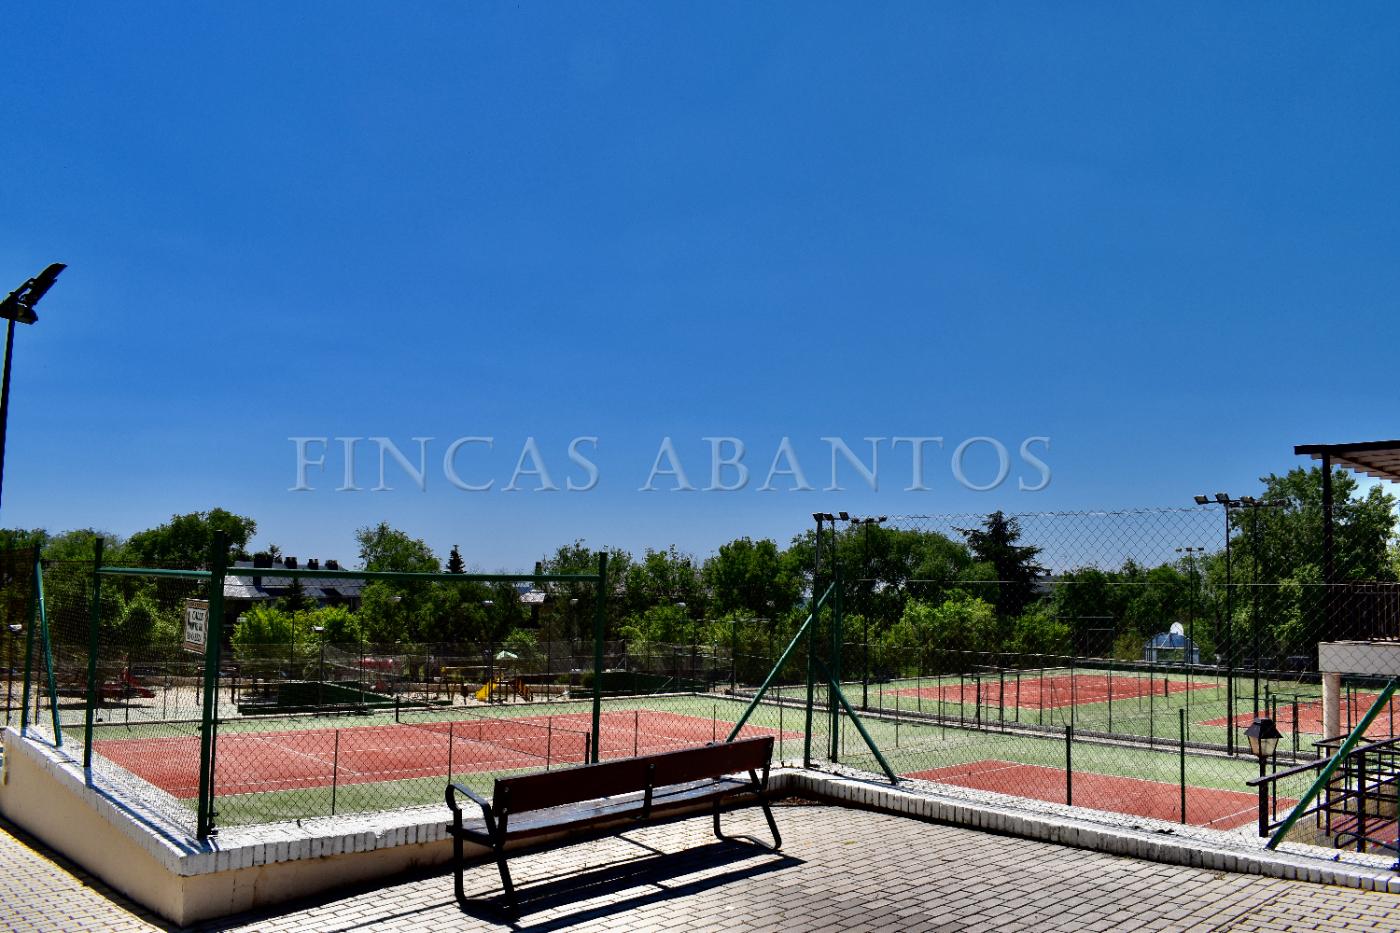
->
[183, 599, 210, 654]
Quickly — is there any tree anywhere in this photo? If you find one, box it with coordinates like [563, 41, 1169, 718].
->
[702, 538, 802, 620]
[0, 528, 47, 552]
[446, 544, 466, 574]
[537, 540, 632, 640]
[126, 509, 257, 568]
[354, 522, 440, 573]
[279, 575, 312, 613]
[959, 511, 1046, 619]
[43, 529, 124, 563]
[625, 547, 704, 622]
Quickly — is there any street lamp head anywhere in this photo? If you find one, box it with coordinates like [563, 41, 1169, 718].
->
[0, 263, 66, 325]
[311, 625, 324, 634]
[1244, 718, 1282, 759]
[838, 511, 850, 521]
[811, 513, 823, 523]
[1214, 493, 1230, 504]
[1193, 495, 1209, 505]
[6, 623, 20, 634]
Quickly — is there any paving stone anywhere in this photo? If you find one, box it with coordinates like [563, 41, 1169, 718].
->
[3, 804, 1400, 931]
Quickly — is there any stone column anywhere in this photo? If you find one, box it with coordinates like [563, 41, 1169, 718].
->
[1321, 670, 1342, 749]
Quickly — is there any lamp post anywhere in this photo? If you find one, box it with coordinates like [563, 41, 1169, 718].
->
[852, 516, 887, 709]
[1195, 492, 1243, 754]
[5, 622, 21, 727]
[1176, 546, 1205, 741]
[1238, 496, 1285, 718]
[0, 263, 65, 516]
[1245, 717, 1282, 837]
[1175, 547, 1205, 663]
[311, 625, 325, 714]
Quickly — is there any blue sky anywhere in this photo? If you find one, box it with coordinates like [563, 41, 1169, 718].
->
[2, 4, 1397, 569]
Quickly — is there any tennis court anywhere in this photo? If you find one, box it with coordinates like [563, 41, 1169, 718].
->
[93, 707, 795, 800]
[1203, 691, 1400, 739]
[891, 672, 1215, 711]
[906, 759, 1275, 830]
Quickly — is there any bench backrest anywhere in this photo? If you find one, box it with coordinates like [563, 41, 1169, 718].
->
[493, 735, 774, 816]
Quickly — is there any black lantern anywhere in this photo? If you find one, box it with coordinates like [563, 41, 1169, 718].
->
[1245, 717, 1282, 759]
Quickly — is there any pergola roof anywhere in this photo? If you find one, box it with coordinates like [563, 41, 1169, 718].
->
[1294, 440, 1400, 483]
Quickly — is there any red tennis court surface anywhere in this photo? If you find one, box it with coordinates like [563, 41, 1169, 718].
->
[894, 673, 1215, 711]
[93, 709, 795, 799]
[906, 759, 1274, 830]
[1203, 693, 1400, 739]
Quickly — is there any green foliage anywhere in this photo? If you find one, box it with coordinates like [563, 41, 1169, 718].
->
[885, 594, 998, 669]
[446, 545, 466, 574]
[230, 605, 310, 660]
[126, 508, 257, 568]
[1009, 604, 1071, 656]
[116, 590, 181, 647]
[701, 537, 802, 619]
[958, 511, 1045, 619]
[279, 576, 312, 613]
[304, 604, 362, 644]
[500, 628, 543, 669]
[537, 540, 631, 640]
[354, 522, 439, 573]
[0, 528, 47, 552]
[44, 528, 124, 563]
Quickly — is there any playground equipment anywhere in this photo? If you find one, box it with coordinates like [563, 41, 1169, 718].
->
[474, 677, 532, 704]
[100, 668, 155, 703]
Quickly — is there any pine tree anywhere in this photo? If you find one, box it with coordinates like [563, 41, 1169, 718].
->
[280, 574, 312, 613]
[447, 544, 466, 574]
[959, 511, 1046, 619]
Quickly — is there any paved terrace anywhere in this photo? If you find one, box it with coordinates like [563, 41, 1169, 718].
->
[3, 803, 1398, 932]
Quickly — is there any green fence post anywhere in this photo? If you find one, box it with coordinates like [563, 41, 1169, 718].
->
[731, 618, 738, 694]
[196, 531, 229, 840]
[726, 593, 826, 741]
[830, 555, 842, 762]
[804, 606, 816, 769]
[1179, 708, 1187, 824]
[83, 537, 104, 772]
[590, 551, 608, 763]
[18, 550, 37, 737]
[34, 555, 62, 745]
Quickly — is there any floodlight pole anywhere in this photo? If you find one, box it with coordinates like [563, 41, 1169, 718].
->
[854, 516, 887, 710]
[0, 263, 65, 517]
[1196, 494, 1239, 754]
[0, 315, 18, 513]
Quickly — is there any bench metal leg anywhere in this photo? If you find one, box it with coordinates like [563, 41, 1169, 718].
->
[452, 829, 466, 904]
[494, 845, 517, 913]
[713, 797, 782, 851]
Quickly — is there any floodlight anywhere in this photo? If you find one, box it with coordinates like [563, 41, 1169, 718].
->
[0, 263, 66, 325]
[838, 511, 850, 521]
[1193, 495, 1209, 505]
[1215, 493, 1230, 503]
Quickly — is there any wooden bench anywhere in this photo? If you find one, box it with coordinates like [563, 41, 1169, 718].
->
[444, 735, 780, 912]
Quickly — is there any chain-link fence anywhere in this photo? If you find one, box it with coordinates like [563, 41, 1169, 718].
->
[7, 499, 1397, 856]
[797, 506, 1400, 854]
[1, 543, 802, 837]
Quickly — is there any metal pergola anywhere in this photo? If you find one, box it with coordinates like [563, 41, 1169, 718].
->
[1294, 439, 1400, 642]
